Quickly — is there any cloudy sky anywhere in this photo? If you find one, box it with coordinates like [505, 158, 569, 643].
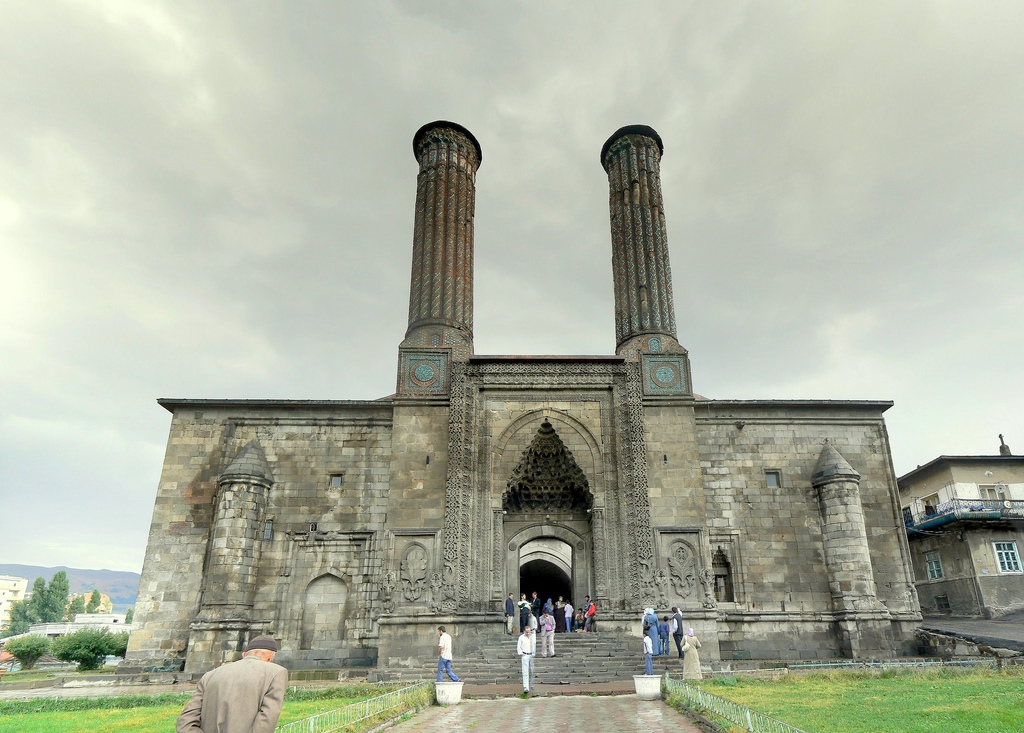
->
[2, 1, 1022, 574]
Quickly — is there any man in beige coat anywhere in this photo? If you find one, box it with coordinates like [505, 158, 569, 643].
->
[176, 635, 289, 733]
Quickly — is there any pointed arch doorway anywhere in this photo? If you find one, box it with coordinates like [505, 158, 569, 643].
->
[502, 420, 596, 607]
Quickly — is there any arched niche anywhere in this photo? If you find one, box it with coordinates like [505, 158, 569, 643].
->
[300, 572, 348, 651]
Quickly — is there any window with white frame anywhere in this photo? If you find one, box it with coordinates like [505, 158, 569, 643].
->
[922, 493, 940, 516]
[993, 541, 1022, 573]
[981, 485, 1006, 501]
[925, 551, 943, 580]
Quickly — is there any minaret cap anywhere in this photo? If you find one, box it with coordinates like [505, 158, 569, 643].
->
[220, 440, 273, 483]
[413, 120, 482, 166]
[601, 124, 664, 171]
[811, 440, 861, 487]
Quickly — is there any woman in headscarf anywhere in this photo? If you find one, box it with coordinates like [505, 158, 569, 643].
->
[682, 628, 702, 680]
[642, 607, 660, 656]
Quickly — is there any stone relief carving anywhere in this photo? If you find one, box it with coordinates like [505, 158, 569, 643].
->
[621, 361, 655, 605]
[428, 572, 443, 613]
[502, 421, 594, 512]
[667, 541, 697, 599]
[400, 545, 429, 602]
[655, 569, 669, 606]
[378, 571, 397, 615]
[699, 568, 718, 609]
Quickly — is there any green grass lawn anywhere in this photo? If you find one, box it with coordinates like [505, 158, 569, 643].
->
[687, 667, 1024, 733]
[0, 683, 410, 733]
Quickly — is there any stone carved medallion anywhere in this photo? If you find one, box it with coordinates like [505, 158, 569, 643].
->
[400, 545, 429, 602]
[667, 541, 697, 599]
[378, 571, 397, 614]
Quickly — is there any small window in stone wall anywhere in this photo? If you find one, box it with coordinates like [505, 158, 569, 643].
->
[925, 551, 943, 580]
[308, 522, 318, 533]
[935, 595, 951, 612]
[263, 519, 273, 540]
[712, 547, 735, 602]
[765, 471, 781, 488]
[329, 474, 344, 488]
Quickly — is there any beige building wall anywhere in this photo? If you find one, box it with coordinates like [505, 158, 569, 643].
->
[0, 575, 28, 628]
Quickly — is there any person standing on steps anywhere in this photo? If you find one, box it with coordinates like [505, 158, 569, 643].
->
[505, 593, 516, 635]
[563, 599, 574, 632]
[643, 607, 660, 656]
[436, 626, 460, 683]
[539, 607, 555, 658]
[643, 629, 654, 675]
[682, 628, 703, 680]
[554, 596, 565, 633]
[658, 616, 670, 656]
[531, 591, 542, 620]
[518, 593, 532, 635]
[517, 626, 534, 695]
[671, 607, 685, 658]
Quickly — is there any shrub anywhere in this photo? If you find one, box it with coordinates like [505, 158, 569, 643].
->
[51, 629, 129, 671]
[3, 634, 51, 670]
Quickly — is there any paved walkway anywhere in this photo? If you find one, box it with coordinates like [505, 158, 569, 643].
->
[389, 695, 702, 732]
[922, 614, 1024, 652]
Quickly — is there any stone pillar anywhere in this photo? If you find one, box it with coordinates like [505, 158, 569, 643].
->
[397, 121, 482, 396]
[185, 440, 273, 672]
[811, 440, 893, 658]
[601, 125, 679, 355]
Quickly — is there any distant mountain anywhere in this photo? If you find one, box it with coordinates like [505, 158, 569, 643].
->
[0, 565, 140, 612]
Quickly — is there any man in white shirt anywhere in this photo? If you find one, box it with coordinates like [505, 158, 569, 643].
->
[563, 601, 574, 632]
[643, 632, 654, 675]
[436, 626, 460, 682]
[517, 627, 534, 695]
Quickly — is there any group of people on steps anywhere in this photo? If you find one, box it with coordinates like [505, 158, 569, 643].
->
[642, 606, 702, 679]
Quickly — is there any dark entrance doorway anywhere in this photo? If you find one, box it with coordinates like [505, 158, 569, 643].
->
[520, 559, 572, 607]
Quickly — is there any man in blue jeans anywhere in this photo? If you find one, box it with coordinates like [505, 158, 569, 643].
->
[436, 626, 460, 682]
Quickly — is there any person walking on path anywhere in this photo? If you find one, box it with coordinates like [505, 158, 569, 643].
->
[517, 627, 535, 695]
[643, 631, 654, 675]
[176, 635, 288, 733]
[563, 600, 574, 632]
[643, 608, 660, 656]
[671, 607, 685, 658]
[436, 626, 460, 683]
[682, 628, 702, 680]
[658, 616, 670, 656]
[504, 593, 516, 635]
[539, 608, 555, 657]
[517, 594, 532, 634]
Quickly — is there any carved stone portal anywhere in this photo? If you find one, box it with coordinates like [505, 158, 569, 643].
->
[502, 421, 595, 513]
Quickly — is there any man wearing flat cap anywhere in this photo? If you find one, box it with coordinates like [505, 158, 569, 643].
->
[176, 635, 289, 733]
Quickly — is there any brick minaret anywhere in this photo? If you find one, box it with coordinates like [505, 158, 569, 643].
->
[398, 121, 481, 396]
[601, 125, 680, 356]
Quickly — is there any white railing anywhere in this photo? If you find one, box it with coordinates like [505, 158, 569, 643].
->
[664, 673, 811, 733]
[275, 681, 432, 733]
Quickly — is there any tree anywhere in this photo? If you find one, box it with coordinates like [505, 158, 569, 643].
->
[124, 608, 134, 624]
[44, 571, 70, 622]
[3, 635, 51, 670]
[26, 576, 48, 623]
[66, 595, 86, 621]
[85, 589, 102, 614]
[2, 600, 34, 637]
[51, 629, 124, 671]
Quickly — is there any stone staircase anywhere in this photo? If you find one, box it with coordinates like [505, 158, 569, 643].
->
[451, 632, 688, 685]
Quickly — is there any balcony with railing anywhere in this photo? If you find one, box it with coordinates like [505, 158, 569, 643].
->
[903, 498, 1024, 534]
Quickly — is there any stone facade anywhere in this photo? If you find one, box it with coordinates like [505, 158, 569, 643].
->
[122, 122, 921, 676]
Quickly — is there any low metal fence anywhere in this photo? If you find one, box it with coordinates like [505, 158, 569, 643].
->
[664, 673, 811, 733]
[275, 680, 432, 733]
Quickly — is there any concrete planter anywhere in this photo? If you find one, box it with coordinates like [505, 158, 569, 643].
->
[633, 674, 662, 701]
[435, 681, 464, 705]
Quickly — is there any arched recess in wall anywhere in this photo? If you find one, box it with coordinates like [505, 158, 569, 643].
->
[300, 573, 348, 651]
[492, 409, 604, 504]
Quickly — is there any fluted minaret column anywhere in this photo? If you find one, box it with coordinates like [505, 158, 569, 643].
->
[404, 121, 481, 350]
[397, 122, 481, 396]
[602, 125, 679, 355]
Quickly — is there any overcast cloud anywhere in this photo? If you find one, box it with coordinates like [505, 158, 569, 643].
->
[1, 1, 1022, 573]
